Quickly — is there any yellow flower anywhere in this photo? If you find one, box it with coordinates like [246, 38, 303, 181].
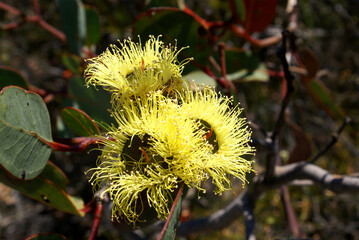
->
[179, 84, 255, 194]
[84, 36, 189, 99]
[88, 88, 254, 223]
[85, 37, 255, 225]
[88, 92, 209, 223]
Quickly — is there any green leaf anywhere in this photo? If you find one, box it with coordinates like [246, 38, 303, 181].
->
[223, 49, 269, 82]
[183, 70, 216, 86]
[161, 194, 182, 240]
[40, 161, 68, 191]
[0, 162, 84, 216]
[234, 0, 246, 21]
[85, 6, 101, 46]
[0, 66, 29, 90]
[133, 9, 212, 73]
[227, 63, 269, 82]
[61, 107, 100, 136]
[306, 80, 345, 120]
[177, 0, 185, 10]
[61, 54, 82, 74]
[57, 0, 86, 55]
[0, 86, 52, 179]
[67, 77, 114, 126]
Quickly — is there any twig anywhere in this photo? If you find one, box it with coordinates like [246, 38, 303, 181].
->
[157, 182, 184, 240]
[0, 2, 21, 15]
[177, 190, 248, 236]
[176, 160, 359, 237]
[0, 2, 66, 42]
[218, 43, 237, 94]
[88, 196, 103, 240]
[33, 0, 41, 16]
[231, 24, 282, 48]
[280, 186, 303, 237]
[265, 30, 295, 181]
[274, 161, 359, 193]
[46, 136, 102, 152]
[191, 59, 234, 92]
[273, 30, 295, 138]
[243, 197, 256, 240]
[310, 117, 351, 163]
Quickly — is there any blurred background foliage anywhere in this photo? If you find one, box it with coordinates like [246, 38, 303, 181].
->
[0, 0, 358, 239]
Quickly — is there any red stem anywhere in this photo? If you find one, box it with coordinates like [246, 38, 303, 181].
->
[218, 43, 237, 94]
[26, 15, 66, 42]
[88, 198, 103, 240]
[37, 18, 66, 42]
[79, 198, 95, 215]
[231, 24, 282, 48]
[0, 2, 66, 42]
[158, 182, 184, 240]
[218, 43, 227, 78]
[280, 186, 303, 237]
[33, 0, 40, 16]
[182, 4, 210, 29]
[46, 137, 102, 152]
[0, 2, 21, 15]
[228, 0, 240, 22]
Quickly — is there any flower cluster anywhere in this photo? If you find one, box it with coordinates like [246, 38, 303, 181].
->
[85, 36, 255, 224]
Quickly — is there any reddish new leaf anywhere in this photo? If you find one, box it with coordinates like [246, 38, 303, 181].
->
[299, 47, 321, 80]
[286, 117, 312, 163]
[241, 0, 278, 34]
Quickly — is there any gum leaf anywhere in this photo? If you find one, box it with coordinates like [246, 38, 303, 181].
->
[0, 86, 52, 179]
[0, 161, 84, 216]
[160, 194, 182, 240]
[67, 77, 114, 126]
[61, 107, 100, 137]
[85, 6, 101, 46]
[0, 66, 29, 90]
[57, 0, 86, 55]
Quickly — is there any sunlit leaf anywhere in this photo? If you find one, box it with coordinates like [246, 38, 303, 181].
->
[0, 86, 52, 179]
[183, 70, 216, 86]
[223, 49, 269, 82]
[228, 64, 269, 82]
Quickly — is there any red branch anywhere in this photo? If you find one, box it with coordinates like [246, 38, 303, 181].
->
[158, 182, 184, 240]
[0, 2, 21, 15]
[88, 198, 103, 240]
[47, 137, 102, 152]
[231, 24, 282, 48]
[0, 2, 66, 42]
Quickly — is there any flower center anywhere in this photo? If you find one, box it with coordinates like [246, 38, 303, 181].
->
[196, 119, 219, 153]
[121, 133, 168, 170]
